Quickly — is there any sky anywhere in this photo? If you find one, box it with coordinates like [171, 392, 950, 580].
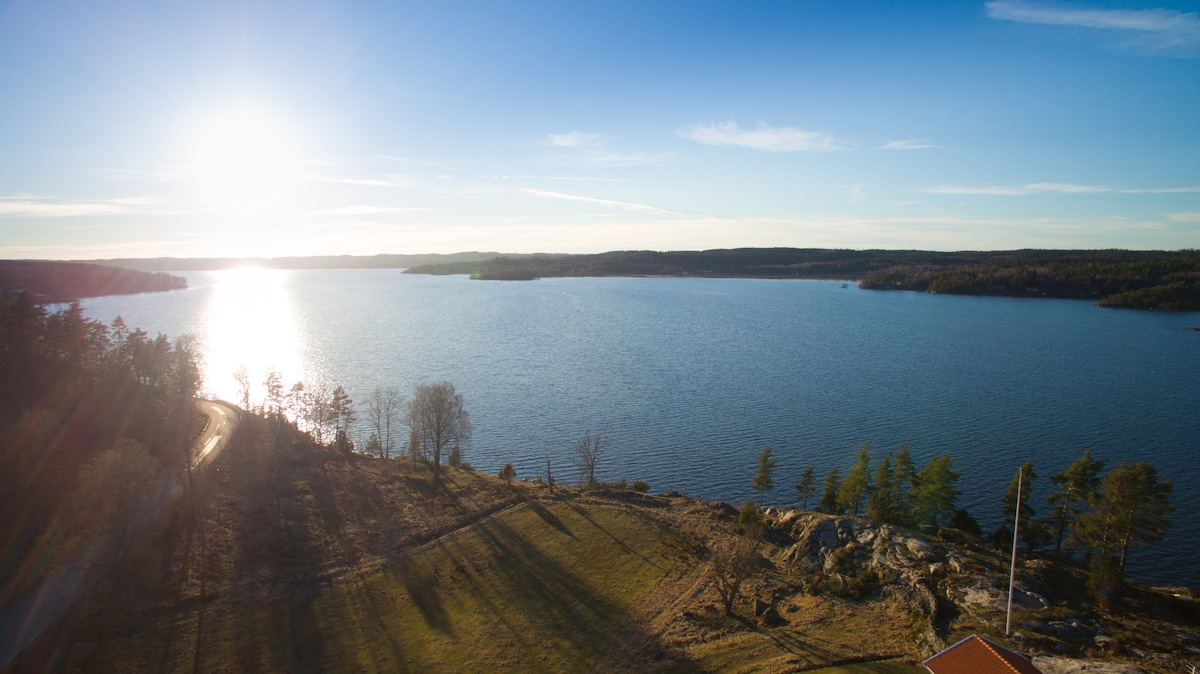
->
[0, 0, 1197, 259]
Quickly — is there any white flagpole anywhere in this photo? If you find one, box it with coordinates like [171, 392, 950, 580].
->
[1006, 466, 1023, 636]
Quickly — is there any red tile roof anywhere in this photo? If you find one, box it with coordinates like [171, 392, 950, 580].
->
[923, 634, 1044, 674]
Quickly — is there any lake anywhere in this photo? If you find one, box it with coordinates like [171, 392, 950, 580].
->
[77, 269, 1200, 587]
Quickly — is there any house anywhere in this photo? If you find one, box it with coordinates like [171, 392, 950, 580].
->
[923, 634, 1044, 674]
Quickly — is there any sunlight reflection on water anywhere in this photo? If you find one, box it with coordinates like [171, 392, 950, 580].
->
[198, 268, 307, 404]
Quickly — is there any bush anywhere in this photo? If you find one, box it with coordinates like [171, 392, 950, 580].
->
[631, 480, 649, 494]
[736, 500, 763, 539]
[947, 509, 982, 536]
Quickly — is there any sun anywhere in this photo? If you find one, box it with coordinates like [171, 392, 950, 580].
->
[190, 107, 299, 216]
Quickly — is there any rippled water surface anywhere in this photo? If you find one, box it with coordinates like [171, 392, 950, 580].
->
[80, 269, 1200, 587]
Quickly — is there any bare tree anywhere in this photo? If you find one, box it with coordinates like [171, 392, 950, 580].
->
[233, 364, 252, 411]
[366, 386, 404, 459]
[573, 434, 607, 489]
[711, 536, 759, 616]
[408, 382, 471, 482]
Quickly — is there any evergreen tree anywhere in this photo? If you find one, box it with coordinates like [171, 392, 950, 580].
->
[820, 468, 841, 514]
[838, 445, 872, 516]
[1002, 461, 1046, 552]
[911, 455, 959, 529]
[892, 442, 917, 514]
[1077, 460, 1173, 572]
[795, 465, 817, 510]
[752, 446, 776, 507]
[1048, 450, 1104, 556]
[867, 453, 905, 525]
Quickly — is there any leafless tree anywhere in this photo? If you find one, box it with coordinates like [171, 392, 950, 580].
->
[573, 434, 607, 489]
[233, 364, 252, 411]
[408, 382, 471, 481]
[711, 536, 759, 615]
[366, 386, 404, 459]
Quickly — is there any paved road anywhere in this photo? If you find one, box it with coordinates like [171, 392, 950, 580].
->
[192, 399, 239, 469]
[0, 399, 239, 670]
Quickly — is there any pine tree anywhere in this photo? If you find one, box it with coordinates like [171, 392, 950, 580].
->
[795, 465, 817, 510]
[911, 455, 960, 529]
[1077, 460, 1173, 572]
[892, 442, 917, 515]
[752, 446, 776, 507]
[1003, 461, 1045, 552]
[1048, 450, 1104, 556]
[867, 453, 905, 525]
[838, 445, 871, 517]
[820, 468, 841, 514]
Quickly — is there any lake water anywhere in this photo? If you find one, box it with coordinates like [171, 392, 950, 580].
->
[77, 269, 1200, 588]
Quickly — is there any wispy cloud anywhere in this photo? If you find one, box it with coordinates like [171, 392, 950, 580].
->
[307, 205, 430, 217]
[926, 182, 1200, 195]
[986, 1, 1200, 55]
[520, 188, 687, 215]
[877, 139, 938, 150]
[484, 174, 630, 183]
[542, 132, 674, 166]
[677, 120, 843, 152]
[0, 196, 178, 217]
[547, 132, 604, 149]
[98, 166, 187, 183]
[1168, 212, 1200, 222]
[1121, 186, 1200, 194]
[304, 174, 398, 187]
[925, 182, 1107, 195]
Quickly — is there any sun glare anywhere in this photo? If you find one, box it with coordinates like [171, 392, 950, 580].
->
[190, 108, 299, 217]
[201, 267, 308, 404]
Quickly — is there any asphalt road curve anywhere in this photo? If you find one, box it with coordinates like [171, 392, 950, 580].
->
[193, 399, 239, 469]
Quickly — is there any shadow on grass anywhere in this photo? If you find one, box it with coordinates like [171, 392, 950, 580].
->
[525, 500, 575, 538]
[429, 501, 699, 671]
[393, 554, 454, 635]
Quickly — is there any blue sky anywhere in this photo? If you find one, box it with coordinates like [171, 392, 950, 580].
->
[0, 0, 1197, 259]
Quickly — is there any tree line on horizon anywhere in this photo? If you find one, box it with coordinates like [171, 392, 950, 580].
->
[404, 247, 1200, 310]
[0, 260, 187, 303]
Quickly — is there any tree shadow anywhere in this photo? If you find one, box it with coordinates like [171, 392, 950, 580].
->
[392, 554, 454, 635]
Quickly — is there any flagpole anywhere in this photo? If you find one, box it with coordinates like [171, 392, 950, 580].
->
[1006, 466, 1023, 636]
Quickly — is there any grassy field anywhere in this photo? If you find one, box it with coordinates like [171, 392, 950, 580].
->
[13, 414, 1193, 673]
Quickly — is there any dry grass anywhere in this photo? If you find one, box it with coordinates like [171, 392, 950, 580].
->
[12, 415, 1193, 673]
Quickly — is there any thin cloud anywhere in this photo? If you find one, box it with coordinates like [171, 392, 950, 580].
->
[542, 132, 674, 166]
[546, 132, 603, 149]
[877, 139, 938, 150]
[0, 196, 178, 217]
[520, 188, 685, 215]
[925, 182, 1108, 195]
[926, 182, 1200, 195]
[303, 174, 398, 187]
[677, 120, 842, 152]
[1168, 212, 1200, 222]
[1121, 186, 1200, 194]
[307, 205, 430, 217]
[987, 1, 1200, 55]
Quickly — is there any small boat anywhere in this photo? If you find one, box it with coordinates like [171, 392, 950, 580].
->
[841, 283, 848, 288]
[1189, 326, 1200, 332]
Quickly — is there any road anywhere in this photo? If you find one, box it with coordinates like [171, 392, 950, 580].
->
[192, 399, 239, 469]
[0, 399, 239, 670]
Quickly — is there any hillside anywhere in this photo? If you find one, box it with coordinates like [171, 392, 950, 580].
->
[404, 248, 1200, 310]
[8, 414, 1199, 673]
[0, 260, 186, 302]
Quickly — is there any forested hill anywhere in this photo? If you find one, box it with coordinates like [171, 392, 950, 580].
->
[0, 260, 186, 303]
[405, 248, 1200, 310]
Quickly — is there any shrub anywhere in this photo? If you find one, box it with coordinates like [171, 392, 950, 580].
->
[631, 480, 650, 494]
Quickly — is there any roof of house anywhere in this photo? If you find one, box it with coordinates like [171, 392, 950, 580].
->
[923, 634, 1044, 674]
